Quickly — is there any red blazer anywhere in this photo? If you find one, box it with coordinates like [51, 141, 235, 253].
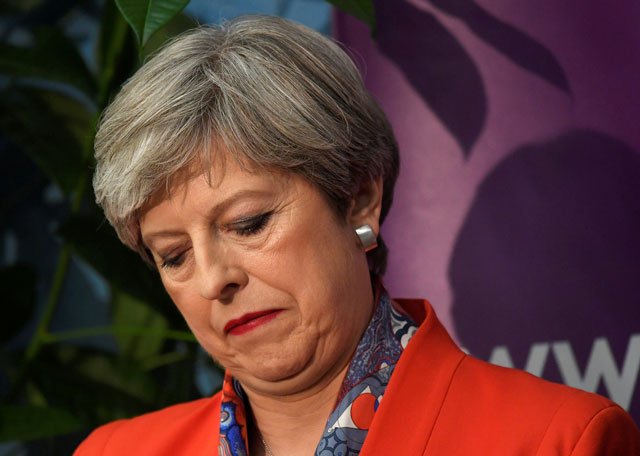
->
[76, 299, 640, 455]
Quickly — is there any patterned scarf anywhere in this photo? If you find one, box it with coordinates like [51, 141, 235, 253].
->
[217, 292, 418, 455]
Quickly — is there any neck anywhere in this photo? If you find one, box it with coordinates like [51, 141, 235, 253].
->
[245, 362, 349, 456]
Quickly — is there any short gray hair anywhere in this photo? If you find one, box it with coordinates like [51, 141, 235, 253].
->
[93, 15, 399, 274]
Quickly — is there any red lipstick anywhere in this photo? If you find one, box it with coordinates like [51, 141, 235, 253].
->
[224, 310, 282, 335]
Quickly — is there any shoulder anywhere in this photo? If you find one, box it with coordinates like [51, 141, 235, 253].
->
[444, 356, 640, 454]
[399, 298, 637, 425]
[455, 354, 610, 410]
[74, 393, 221, 455]
[389, 299, 640, 454]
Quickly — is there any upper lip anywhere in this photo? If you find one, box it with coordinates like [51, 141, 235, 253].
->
[224, 309, 280, 333]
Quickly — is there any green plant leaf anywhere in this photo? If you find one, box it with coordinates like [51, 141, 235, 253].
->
[24, 86, 95, 157]
[0, 27, 96, 98]
[115, 0, 190, 47]
[328, 0, 376, 32]
[112, 290, 169, 359]
[0, 405, 82, 442]
[141, 12, 197, 58]
[43, 325, 195, 345]
[73, 352, 157, 403]
[0, 0, 39, 14]
[97, 0, 138, 109]
[0, 264, 36, 343]
[30, 346, 157, 424]
[0, 88, 87, 194]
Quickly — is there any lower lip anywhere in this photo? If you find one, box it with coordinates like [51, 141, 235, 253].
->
[227, 310, 283, 335]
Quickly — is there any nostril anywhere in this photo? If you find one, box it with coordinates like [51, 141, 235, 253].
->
[219, 282, 240, 301]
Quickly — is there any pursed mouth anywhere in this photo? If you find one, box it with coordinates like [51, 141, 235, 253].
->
[224, 309, 283, 335]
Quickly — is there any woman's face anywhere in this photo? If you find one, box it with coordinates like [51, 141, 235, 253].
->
[140, 156, 381, 397]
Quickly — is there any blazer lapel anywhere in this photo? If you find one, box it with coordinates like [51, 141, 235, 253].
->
[360, 300, 466, 455]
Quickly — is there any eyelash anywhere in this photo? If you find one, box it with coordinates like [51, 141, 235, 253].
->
[233, 211, 273, 236]
[161, 252, 185, 270]
[159, 212, 273, 270]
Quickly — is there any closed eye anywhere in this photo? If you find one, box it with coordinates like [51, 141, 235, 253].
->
[232, 211, 273, 236]
[160, 251, 186, 269]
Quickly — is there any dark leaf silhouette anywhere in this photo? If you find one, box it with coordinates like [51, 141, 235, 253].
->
[375, 0, 487, 155]
[427, 0, 570, 93]
[32, 346, 158, 424]
[0, 88, 87, 195]
[97, 0, 139, 108]
[0, 264, 36, 343]
[0, 0, 79, 33]
[0, 27, 97, 98]
[451, 130, 640, 358]
[0, 405, 82, 442]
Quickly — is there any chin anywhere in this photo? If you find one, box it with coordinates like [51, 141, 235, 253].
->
[234, 350, 320, 393]
[259, 353, 311, 380]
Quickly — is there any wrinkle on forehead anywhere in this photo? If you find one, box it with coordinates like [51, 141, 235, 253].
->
[141, 149, 296, 218]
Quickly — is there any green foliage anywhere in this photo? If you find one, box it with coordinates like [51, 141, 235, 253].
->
[0, 0, 40, 14]
[0, 87, 88, 194]
[59, 215, 168, 307]
[0, 0, 201, 449]
[97, 0, 139, 107]
[115, 0, 190, 47]
[0, 405, 82, 442]
[0, 28, 96, 97]
[327, 0, 376, 31]
[112, 291, 169, 359]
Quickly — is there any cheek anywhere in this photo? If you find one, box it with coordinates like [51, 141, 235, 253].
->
[260, 220, 366, 330]
[259, 217, 354, 291]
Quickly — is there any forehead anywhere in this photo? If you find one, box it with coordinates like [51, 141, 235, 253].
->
[143, 151, 290, 210]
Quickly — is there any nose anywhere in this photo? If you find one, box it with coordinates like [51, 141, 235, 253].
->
[194, 245, 248, 302]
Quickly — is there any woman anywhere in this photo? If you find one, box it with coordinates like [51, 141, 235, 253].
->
[76, 15, 639, 456]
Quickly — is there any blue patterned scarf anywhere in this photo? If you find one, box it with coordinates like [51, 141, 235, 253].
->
[218, 292, 418, 455]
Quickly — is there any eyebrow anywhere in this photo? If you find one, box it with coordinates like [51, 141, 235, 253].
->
[141, 188, 274, 245]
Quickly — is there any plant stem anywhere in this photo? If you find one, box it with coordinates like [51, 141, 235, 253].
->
[23, 174, 87, 363]
[42, 326, 196, 344]
[7, 244, 72, 401]
[10, 167, 91, 402]
[142, 351, 189, 371]
[23, 247, 72, 363]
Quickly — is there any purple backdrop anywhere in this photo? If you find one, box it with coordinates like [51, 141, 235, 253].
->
[335, 0, 640, 422]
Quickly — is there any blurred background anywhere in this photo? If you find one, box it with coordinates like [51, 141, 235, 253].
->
[1, 0, 638, 453]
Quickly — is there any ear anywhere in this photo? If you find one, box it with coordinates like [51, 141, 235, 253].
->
[348, 177, 384, 236]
